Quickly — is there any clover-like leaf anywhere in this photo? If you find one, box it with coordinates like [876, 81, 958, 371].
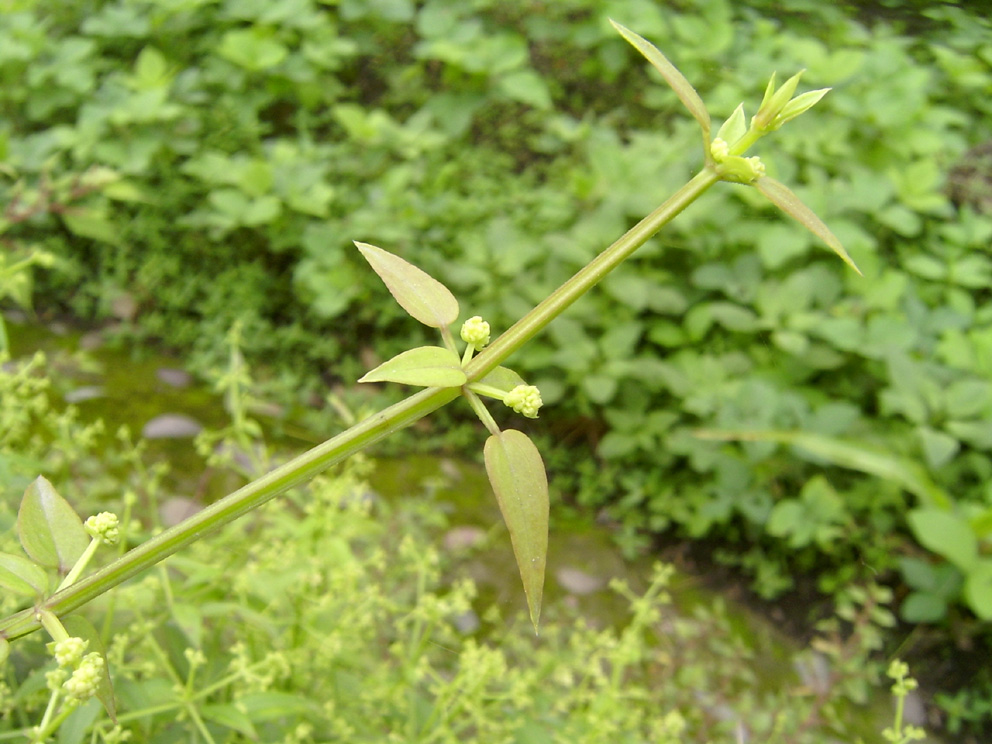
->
[754, 177, 862, 275]
[359, 346, 467, 387]
[484, 429, 549, 634]
[610, 20, 710, 138]
[17, 477, 89, 573]
[0, 552, 49, 598]
[356, 242, 459, 329]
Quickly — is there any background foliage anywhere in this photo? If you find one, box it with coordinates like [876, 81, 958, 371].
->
[3, 0, 992, 735]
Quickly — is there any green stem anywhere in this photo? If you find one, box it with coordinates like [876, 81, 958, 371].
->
[0, 167, 719, 643]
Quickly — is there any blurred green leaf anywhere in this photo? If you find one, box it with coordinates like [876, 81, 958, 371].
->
[907, 508, 977, 572]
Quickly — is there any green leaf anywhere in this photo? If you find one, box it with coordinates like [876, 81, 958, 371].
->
[62, 211, 120, 245]
[775, 87, 830, 126]
[716, 103, 747, 146]
[64, 615, 117, 722]
[609, 20, 710, 138]
[693, 430, 951, 509]
[238, 691, 318, 721]
[901, 592, 948, 623]
[475, 366, 527, 393]
[200, 704, 258, 739]
[497, 70, 552, 110]
[484, 429, 549, 633]
[0, 552, 49, 597]
[17, 477, 90, 573]
[907, 508, 977, 572]
[359, 346, 466, 387]
[356, 242, 459, 329]
[963, 560, 992, 621]
[217, 29, 288, 71]
[753, 177, 861, 275]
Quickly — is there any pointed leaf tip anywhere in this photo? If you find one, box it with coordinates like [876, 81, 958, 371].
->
[609, 19, 710, 137]
[754, 178, 862, 276]
[355, 241, 460, 328]
[484, 430, 549, 632]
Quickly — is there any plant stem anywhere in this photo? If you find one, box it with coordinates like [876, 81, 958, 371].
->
[0, 167, 718, 642]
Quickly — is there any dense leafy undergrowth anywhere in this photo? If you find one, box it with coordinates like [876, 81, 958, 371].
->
[3, 0, 992, 735]
[0, 349, 921, 742]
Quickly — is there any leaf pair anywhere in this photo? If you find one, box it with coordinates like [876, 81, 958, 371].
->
[356, 241, 549, 632]
[612, 20, 861, 276]
[2, 477, 117, 719]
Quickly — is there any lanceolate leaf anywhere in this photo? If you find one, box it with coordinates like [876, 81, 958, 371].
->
[359, 346, 467, 387]
[355, 242, 459, 329]
[610, 20, 711, 138]
[693, 430, 950, 510]
[484, 429, 549, 634]
[17, 477, 89, 573]
[0, 552, 49, 598]
[753, 177, 862, 275]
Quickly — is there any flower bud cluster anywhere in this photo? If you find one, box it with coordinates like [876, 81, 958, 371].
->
[504, 385, 543, 419]
[63, 652, 104, 701]
[460, 316, 491, 350]
[85, 511, 120, 546]
[53, 637, 88, 668]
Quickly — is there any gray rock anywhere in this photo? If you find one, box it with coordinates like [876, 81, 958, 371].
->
[142, 413, 203, 439]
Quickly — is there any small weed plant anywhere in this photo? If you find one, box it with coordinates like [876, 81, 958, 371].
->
[0, 18, 933, 743]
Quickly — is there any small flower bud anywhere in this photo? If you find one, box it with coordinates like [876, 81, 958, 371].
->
[460, 316, 491, 350]
[504, 385, 543, 419]
[85, 512, 120, 546]
[63, 653, 104, 702]
[54, 637, 88, 668]
[710, 137, 730, 161]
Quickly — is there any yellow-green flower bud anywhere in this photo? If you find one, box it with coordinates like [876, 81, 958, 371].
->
[63, 653, 104, 701]
[504, 385, 543, 419]
[710, 137, 730, 161]
[460, 316, 491, 350]
[54, 637, 88, 668]
[85, 511, 120, 546]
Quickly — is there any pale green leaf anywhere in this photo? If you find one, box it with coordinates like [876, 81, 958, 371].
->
[963, 560, 992, 621]
[0, 552, 49, 597]
[609, 20, 710, 137]
[356, 242, 459, 328]
[17, 477, 89, 573]
[359, 346, 466, 387]
[716, 103, 747, 146]
[754, 177, 862, 275]
[475, 366, 527, 393]
[484, 429, 549, 633]
[776, 88, 831, 126]
[907, 508, 977, 572]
